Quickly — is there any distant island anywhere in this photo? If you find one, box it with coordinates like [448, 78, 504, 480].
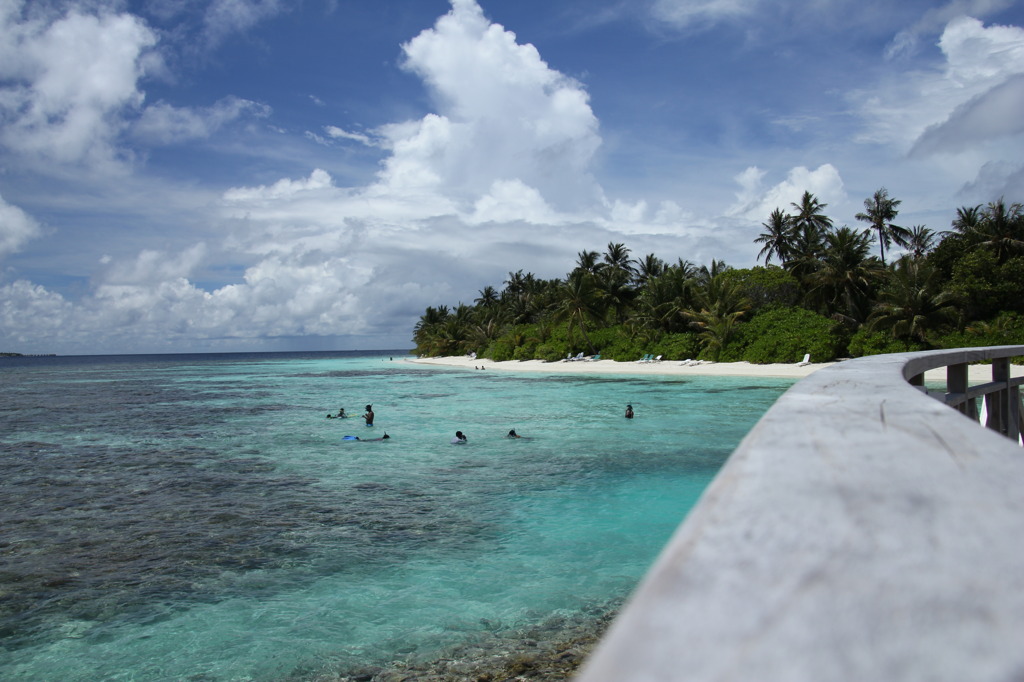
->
[1, 352, 56, 357]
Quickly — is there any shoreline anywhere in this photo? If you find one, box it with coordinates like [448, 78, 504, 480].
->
[407, 355, 1024, 382]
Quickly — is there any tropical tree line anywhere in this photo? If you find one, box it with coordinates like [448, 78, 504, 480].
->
[413, 190, 1024, 363]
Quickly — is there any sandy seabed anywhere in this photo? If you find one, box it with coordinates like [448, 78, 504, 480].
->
[407, 355, 1023, 383]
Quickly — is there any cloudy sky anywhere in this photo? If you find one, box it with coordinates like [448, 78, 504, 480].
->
[2, 0, 1023, 354]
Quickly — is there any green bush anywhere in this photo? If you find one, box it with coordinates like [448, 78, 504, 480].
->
[936, 312, 1024, 361]
[739, 307, 844, 363]
[484, 324, 536, 361]
[594, 331, 648, 361]
[949, 252, 1024, 321]
[534, 343, 570, 362]
[847, 328, 926, 357]
[652, 332, 701, 361]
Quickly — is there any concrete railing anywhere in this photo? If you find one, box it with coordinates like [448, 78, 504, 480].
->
[578, 346, 1024, 682]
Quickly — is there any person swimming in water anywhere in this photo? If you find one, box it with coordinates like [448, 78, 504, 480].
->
[342, 433, 390, 442]
[363, 405, 374, 426]
[451, 431, 467, 444]
[507, 429, 521, 438]
[625, 404, 634, 419]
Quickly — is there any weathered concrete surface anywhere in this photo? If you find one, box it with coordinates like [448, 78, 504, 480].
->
[578, 347, 1024, 682]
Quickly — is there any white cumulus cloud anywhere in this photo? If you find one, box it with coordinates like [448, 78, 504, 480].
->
[0, 4, 157, 166]
[727, 164, 847, 221]
[0, 194, 44, 260]
[375, 0, 603, 212]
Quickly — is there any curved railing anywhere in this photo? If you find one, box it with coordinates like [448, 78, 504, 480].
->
[578, 346, 1024, 682]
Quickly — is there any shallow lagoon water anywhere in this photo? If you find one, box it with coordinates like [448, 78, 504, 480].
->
[0, 351, 792, 680]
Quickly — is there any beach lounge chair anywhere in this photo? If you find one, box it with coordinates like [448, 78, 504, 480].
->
[797, 353, 811, 366]
[653, 355, 663, 362]
[586, 354, 601, 362]
[570, 352, 584, 361]
[635, 354, 651, 363]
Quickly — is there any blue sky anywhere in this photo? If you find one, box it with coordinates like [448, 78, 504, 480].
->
[2, 0, 1023, 354]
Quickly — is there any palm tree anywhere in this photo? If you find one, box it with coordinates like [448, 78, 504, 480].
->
[790, 191, 833, 236]
[574, 249, 601, 274]
[602, 242, 636, 278]
[905, 225, 936, 259]
[855, 188, 910, 264]
[807, 226, 884, 323]
[633, 266, 697, 334]
[696, 259, 730, 287]
[474, 285, 499, 308]
[974, 198, 1024, 263]
[782, 192, 831, 283]
[950, 204, 983, 234]
[635, 253, 667, 287]
[412, 305, 450, 355]
[503, 270, 539, 297]
[783, 222, 828, 286]
[553, 270, 604, 354]
[688, 273, 750, 361]
[755, 208, 793, 266]
[868, 257, 959, 345]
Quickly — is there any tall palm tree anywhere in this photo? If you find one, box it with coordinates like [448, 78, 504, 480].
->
[783, 222, 828, 286]
[502, 270, 539, 297]
[688, 273, 750, 361]
[633, 266, 696, 334]
[807, 226, 884, 323]
[869, 257, 959, 345]
[412, 305, 450, 355]
[574, 249, 601, 274]
[855, 188, 910, 264]
[602, 242, 636, 278]
[696, 259, 730, 287]
[905, 225, 936, 259]
[974, 198, 1024, 263]
[553, 270, 604, 354]
[755, 208, 794, 265]
[782, 192, 831, 283]
[790, 191, 833, 236]
[474, 285, 499, 308]
[950, 204, 983, 234]
[635, 253, 667, 287]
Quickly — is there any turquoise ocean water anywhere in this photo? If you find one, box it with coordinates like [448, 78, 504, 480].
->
[0, 351, 792, 680]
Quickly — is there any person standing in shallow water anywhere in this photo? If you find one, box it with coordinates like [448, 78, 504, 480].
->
[363, 405, 374, 426]
[625, 404, 634, 419]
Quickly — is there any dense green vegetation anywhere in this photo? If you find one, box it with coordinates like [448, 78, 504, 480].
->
[413, 191, 1024, 363]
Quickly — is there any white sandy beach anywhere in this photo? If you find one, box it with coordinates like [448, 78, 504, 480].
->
[407, 355, 1024, 382]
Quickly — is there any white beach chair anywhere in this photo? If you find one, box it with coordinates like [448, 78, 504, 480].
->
[653, 355, 663, 362]
[797, 353, 811, 366]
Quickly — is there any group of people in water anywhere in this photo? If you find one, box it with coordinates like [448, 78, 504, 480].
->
[326, 404, 374, 424]
[328, 401, 634, 444]
[327, 403, 528, 444]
